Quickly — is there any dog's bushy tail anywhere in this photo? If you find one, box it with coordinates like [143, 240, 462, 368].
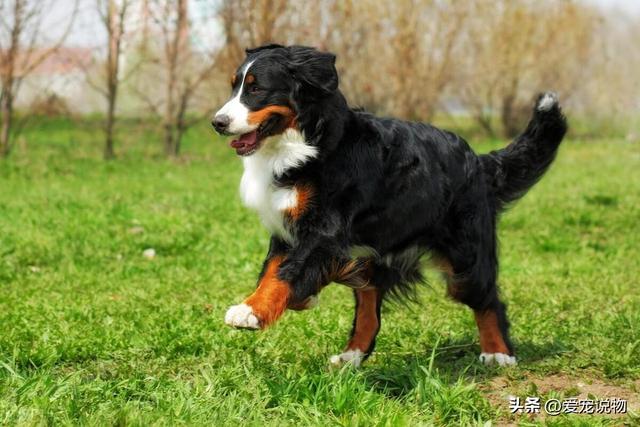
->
[480, 92, 568, 210]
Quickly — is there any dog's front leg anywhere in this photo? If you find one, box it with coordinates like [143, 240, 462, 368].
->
[225, 254, 292, 329]
[225, 231, 349, 330]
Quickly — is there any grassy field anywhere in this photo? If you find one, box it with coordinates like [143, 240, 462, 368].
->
[0, 117, 639, 426]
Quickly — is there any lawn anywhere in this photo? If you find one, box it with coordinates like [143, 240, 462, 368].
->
[0, 117, 639, 426]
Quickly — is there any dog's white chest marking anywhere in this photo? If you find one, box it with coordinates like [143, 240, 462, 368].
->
[240, 167, 297, 242]
[239, 129, 317, 243]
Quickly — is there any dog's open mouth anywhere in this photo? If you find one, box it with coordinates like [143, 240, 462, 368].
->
[228, 111, 294, 156]
[229, 129, 262, 156]
[229, 117, 282, 156]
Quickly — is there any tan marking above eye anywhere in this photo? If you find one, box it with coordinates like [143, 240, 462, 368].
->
[247, 105, 296, 127]
[245, 74, 255, 84]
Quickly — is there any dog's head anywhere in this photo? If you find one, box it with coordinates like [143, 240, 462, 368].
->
[212, 44, 339, 156]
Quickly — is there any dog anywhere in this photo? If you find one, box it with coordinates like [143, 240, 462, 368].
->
[212, 44, 567, 367]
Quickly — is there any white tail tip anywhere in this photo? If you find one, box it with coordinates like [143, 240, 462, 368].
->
[537, 92, 558, 112]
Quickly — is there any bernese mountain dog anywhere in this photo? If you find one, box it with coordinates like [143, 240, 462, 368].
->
[212, 44, 567, 367]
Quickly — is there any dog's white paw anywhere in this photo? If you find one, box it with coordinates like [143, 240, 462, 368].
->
[537, 92, 558, 111]
[479, 352, 517, 366]
[329, 349, 364, 368]
[224, 303, 260, 329]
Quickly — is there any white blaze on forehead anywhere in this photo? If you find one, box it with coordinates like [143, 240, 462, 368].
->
[215, 60, 257, 134]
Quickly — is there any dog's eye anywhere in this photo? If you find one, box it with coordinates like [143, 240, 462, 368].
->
[249, 85, 263, 94]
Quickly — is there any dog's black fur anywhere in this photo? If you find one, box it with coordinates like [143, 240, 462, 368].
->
[216, 44, 567, 362]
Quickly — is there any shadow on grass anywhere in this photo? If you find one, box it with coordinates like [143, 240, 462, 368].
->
[361, 335, 572, 399]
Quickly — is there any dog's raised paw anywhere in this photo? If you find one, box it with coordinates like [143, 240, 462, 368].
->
[479, 352, 517, 366]
[224, 304, 260, 329]
[329, 349, 364, 368]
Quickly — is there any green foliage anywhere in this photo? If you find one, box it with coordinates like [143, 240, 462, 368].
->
[0, 119, 638, 425]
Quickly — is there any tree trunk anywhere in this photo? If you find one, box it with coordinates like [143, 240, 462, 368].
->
[161, 0, 188, 158]
[163, 25, 177, 157]
[500, 93, 522, 138]
[104, 100, 116, 160]
[104, 0, 119, 161]
[173, 122, 185, 157]
[171, 93, 190, 158]
[500, 76, 523, 138]
[475, 111, 497, 138]
[164, 123, 176, 157]
[104, 63, 118, 160]
[0, 92, 13, 158]
[164, 121, 185, 158]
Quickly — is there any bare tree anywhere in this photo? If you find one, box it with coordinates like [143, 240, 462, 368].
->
[459, 0, 598, 137]
[216, 0, 467, 120]
[216, 0, 292, 84]
[160, 0, 189, 157]
[0, 0, 78, 158]
[131, 0, 221, 157]
[575, 9, 640, 134]
[124, 1, 640, 143]
[381, 1, 468, 120]
[92, 0, 131, 160]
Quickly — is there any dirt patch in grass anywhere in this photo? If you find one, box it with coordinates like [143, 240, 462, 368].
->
[481, 373, 639, 424]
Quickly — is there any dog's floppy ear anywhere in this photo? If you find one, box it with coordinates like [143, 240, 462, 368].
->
[286, 46, 338, 95]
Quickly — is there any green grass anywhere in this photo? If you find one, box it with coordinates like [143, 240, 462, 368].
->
[1, 117, 639, 426]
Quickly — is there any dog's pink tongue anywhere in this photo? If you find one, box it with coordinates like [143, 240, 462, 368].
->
[230, 131, 258, 153]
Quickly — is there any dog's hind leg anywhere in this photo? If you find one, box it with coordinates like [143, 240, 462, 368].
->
[473, 301, 515, 366]
[329, 250, 424, 367]
[445, 260, 516, 366]
[330, 287, 383, 367]
[440, 201, 517, 366]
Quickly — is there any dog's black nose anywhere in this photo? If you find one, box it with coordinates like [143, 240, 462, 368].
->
[212, 114, 231, 133]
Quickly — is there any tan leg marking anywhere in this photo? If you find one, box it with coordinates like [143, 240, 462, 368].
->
[474, 310, 510, 355]
[330, 288, 380, 367]
[243, 256, 291, 328]
[347, 289, 380, 352]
